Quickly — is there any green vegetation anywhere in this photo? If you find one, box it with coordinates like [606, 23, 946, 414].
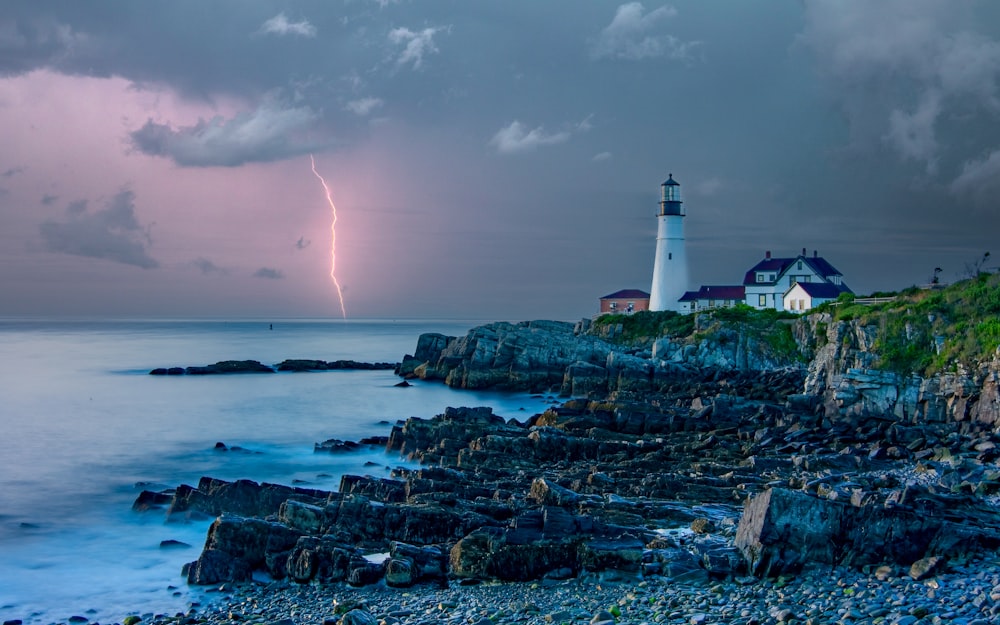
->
[706, 305, 802, 362]
[591, 310, 695, 342]
[810, 272, 1000, 376]
[589, 272, 1000, 377]
[591, 305, 802, 363]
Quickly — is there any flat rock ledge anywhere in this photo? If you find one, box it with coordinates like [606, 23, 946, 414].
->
[137, 390, 1000, 598]
[149, 359, 398, 375]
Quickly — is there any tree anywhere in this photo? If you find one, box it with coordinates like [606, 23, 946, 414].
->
[963, 252, 992, 279]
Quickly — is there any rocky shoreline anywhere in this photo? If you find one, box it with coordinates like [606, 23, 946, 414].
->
[21, 317, 1000, 625]
[149, 360, 398, 376]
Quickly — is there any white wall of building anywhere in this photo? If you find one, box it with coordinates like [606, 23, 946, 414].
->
[649, 214, 687, 311]
[744, 259, 824, 311]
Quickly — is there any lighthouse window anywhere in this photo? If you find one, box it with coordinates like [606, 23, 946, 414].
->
[668, 253, 672, 260]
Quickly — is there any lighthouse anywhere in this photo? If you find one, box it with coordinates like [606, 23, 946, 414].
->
[648, 174, 688, 311]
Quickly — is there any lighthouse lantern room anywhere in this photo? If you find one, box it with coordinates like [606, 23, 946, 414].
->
[648, 173, 689, 311]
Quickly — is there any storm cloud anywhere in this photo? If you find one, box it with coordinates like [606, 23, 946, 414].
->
[253, 267, 284, 280]
[129, 102, 324, 167]
[38, 190, 158, 269]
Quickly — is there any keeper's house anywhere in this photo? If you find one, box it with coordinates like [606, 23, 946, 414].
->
[676, 249, 852, 314]
[743, 249, 851, 312]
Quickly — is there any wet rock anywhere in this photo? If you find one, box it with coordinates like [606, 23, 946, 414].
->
[185, 360, 275, 375]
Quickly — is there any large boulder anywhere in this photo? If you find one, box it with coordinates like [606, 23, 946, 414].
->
[165, 477, 328, 520]
[734, 487, 1000, 577]
[185, 515, 302, 584]
[284, 536, 356, 583]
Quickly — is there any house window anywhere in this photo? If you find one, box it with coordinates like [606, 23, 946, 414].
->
[797, 261, 803, 270]
[610, 302, 617, 310]
[758, 294, 766, 307]
[769, 274, 775, 281]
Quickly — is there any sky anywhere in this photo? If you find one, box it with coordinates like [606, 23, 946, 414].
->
[2, 0, 1000, 321]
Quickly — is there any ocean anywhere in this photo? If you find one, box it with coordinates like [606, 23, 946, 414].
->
[0, 319, 556, 625]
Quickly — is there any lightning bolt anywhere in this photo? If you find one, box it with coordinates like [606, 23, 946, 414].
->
[310, 154, 347, 319]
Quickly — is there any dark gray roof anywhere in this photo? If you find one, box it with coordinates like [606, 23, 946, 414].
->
[789, 282, 851, 299]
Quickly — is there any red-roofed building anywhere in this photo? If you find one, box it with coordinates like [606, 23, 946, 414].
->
[599, 289, 650, 314]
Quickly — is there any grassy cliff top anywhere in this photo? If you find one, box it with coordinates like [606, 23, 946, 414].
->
[590, 272, 1000, 377]
[815, 272, 1000, 376]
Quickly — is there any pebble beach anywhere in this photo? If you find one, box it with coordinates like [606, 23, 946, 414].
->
[79, 557, 1000, 625]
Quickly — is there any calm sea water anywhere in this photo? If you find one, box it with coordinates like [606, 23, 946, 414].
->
[0, 319, 556, 625]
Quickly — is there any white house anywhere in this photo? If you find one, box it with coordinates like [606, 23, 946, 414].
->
[783, 282, 846, 312]
[742, 249, 850, 311]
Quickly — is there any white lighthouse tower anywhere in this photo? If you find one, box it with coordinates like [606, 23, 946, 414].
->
[648, 173, 688, 312]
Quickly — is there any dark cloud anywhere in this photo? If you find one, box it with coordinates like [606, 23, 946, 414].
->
[41, 194, 58, 205]
[295, 236, 310, 250]
[129, 101, 326, 167]
[38, 189, 158, 269]
[253, 267, 283, 279]
[193, 257, 225, 275]
[2, 167, 24, 177]
[798, 0, 1000, 194]
[0, 12, 92, 76]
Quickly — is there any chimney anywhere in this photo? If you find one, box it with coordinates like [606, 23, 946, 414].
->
[813, 250, 818, 258]
[802, 247, 807, 256]
[765, 250, 771, 259]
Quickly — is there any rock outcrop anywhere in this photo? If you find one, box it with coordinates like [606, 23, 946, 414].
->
[399, 316, 1000, 431]
[150, 359, 398, 375]
[397, 320, 805, 400]
[800, 313, 1000, 428]
[143, 390, 1000, 589]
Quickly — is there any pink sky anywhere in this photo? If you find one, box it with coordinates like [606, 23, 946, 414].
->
[3, 2, 1000, 320]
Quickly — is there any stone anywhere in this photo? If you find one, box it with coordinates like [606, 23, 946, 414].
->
[338, 609, 377, 625]
[909, 556, 946, 580]
[591, 610, 617, 625]
[132, 489, 172, 512]
[184, 360, 275, 375]
[733, 487, 999, 577]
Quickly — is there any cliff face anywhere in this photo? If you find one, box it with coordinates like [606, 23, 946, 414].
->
[399, 313, 1000, 431]
[797, 313, 1000, 429]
